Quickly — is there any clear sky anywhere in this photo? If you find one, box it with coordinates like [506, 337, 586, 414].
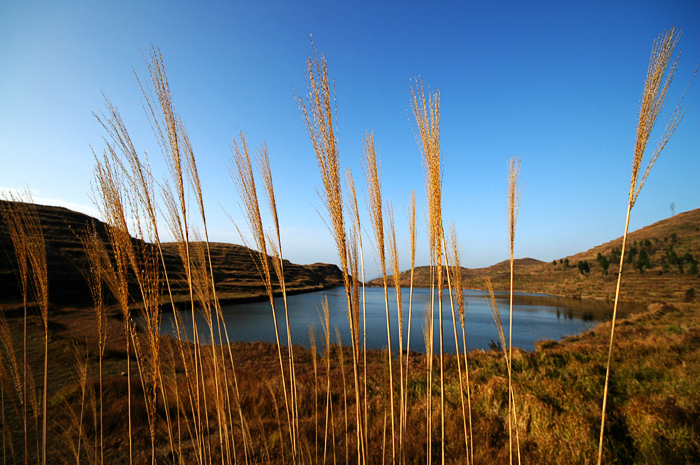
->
[1, 1, 699, 279]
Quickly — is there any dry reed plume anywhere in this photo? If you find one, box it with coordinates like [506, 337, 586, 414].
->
[92, 48, 254, 464]
[230, 131, 299, 461]
[362, 132, 397, 463]
[298, 38, 365, 464]
[1, 190, 49, 465]
[77, 223, 109, 464]
[1, 192, 34, 462]
[410, 78, 444, 464]
[507, 156, 522, 465]
[446, 223, 472, 464]
[344, 168, 369, 456]
[598, 27, 696, 464]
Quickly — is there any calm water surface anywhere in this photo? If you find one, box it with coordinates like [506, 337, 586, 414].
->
[159, 287, 643, 352]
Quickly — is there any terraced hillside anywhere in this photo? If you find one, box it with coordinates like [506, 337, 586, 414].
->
[0, 200, 343, 309]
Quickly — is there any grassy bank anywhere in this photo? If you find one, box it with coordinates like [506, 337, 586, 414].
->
[1, 299, 698, 463]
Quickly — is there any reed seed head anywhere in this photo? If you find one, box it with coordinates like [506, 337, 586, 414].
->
[631, 27, 696, 207]
[410, 79, 442, 265]
[508, 156, 522, 255]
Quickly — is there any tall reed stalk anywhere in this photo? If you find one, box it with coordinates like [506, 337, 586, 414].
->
[309, 324, 319, 465]
[363, 132, 396, 462]
[402, 190, 417, 461]
[1, 192, 35, 462]
[2, 191, 50, 465]
[27, 200, 48, 465]
[335, 328, 349, 464]
[230, 132, 297, 461]
[452, 229, 474, 464]
[345, 169, 369, 456]
[259, 143, 301, 451]
[421, 299, 434, 464]
[92, 149, 137, 465]
[507, 156, 522, 465]
[320, 298, 337, 465]
[410, 78, 443, 464]
[486, 274, 523, 459]
[144, 53, 210, 464]
[445, 224, 470, 463]
[597, 27, 695, 464]
[297, 39, 364, 464]
[387, 203, 406, 462]
[77, 224, 108, 465]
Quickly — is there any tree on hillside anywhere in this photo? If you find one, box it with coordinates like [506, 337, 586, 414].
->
[667, 249, 683, 273]
[578, 260, 590, 275]
[636, 249, 651, 273]
[597, 253, 610, 276]
[666, 246, 677, 262]
[683, 252, 697, 275]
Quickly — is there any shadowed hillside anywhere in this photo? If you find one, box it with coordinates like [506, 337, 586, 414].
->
[0, 200, 343, 309]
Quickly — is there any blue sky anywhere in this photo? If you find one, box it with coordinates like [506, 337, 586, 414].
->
[1, 1, 699, 278]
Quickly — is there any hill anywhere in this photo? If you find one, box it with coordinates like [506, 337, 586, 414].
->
[366, 258, 544, 287]
[369, 209, 700, 303]
[3, 201, 698, 307]
[0, 200, 343, 309]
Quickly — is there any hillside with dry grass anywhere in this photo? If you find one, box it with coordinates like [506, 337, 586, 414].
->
[0, 200, 344, 310]
[3, 201, 698, 310]
[370, 208, 700, 303]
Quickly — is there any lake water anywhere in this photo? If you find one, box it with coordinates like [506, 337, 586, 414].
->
[159, 287, 643, 353]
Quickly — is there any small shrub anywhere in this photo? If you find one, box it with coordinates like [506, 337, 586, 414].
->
[683, 288, 695, 302]
[597, 253, 610, 276]
[636, 249, 651, 273]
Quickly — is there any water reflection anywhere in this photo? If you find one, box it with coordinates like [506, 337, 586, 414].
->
[157, 287, 645, 353]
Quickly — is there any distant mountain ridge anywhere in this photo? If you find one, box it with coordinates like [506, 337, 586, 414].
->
[0, 200, 344, 308]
